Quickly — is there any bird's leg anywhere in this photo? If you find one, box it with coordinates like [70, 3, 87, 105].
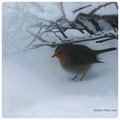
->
[72, 74, 78, 80]
[80, 72, 86, 81]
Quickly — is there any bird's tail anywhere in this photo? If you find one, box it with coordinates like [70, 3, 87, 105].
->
[95, 47, 117, 54]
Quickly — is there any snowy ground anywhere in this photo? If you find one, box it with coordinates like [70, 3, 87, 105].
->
[2, 42, 118, 117]
[2, 2, 118, 118]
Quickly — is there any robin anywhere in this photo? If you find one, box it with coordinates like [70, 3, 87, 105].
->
[52, 44, 116, 80]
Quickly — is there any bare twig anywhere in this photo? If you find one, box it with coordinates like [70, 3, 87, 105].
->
[112, 22, 118, 29]
[58, 2, 72, 23]
[73, 5, 91, 13]
[45, 22, 55, 30]
[60, 2, 65, 17]
[76, 18, 94, 35]
[108, 21, 117, 32]
[70, 34, 117, 44]
[40, 29, 64, 42]
[55, 22, 68, 38]
[25, 28, 47, 42]
[77, 13, 118, 22]
[26, 28, 42, 48]
[89, 2, 114, 16]
[59, 2, 67, 20]
[96, 38, 116, 43]
[53, 32, 63, 42]
[90, 19, 103, 33]
[23, 27, 43, 54]
[39, 29, 59, 36]
[114, 2, 118, 9]
[69, 23, 85, 33]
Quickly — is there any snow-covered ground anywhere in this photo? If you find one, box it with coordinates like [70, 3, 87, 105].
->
[2, 2, 118, 118]
[2, 42, 118, 117]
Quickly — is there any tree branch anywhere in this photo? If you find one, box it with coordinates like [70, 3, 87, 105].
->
[89, 19, 103, 33]
[53, 32, 63, 42]
[55, 22, 68, 38]
[25, 28, 47, 42]
[77, 13, 118, 22]
[76, 18, 94, 35]
[114, 2, 118, 9]
[96, 38, 116, 43]
[89, 2, 114, 16]
[73, 5, 91, 13]
[26, 33, 118, 50]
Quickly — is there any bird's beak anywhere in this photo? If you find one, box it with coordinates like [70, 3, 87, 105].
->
[51, 54, 56, 58]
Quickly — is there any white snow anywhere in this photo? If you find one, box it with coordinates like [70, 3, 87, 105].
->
[2, 2, 118, 118]
[2, 42, 118, 117]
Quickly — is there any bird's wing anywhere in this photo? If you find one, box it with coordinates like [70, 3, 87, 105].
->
[67, 51, 101, 65]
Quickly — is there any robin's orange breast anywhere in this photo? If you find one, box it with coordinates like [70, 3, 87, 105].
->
[57, 53, 67, 69]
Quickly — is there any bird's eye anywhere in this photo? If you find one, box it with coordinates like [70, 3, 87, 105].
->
[58, 51, 61, 54]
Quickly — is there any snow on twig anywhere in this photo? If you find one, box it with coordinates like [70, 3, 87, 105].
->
[77, 13, 118, 21]
[73, 5, 91, 13]
[89, 2, 115, 16]
[23, 33, 117, 51]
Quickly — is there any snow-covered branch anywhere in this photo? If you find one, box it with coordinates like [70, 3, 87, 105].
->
[2, 2, 118, 56]
[22, 33, 117, 52]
